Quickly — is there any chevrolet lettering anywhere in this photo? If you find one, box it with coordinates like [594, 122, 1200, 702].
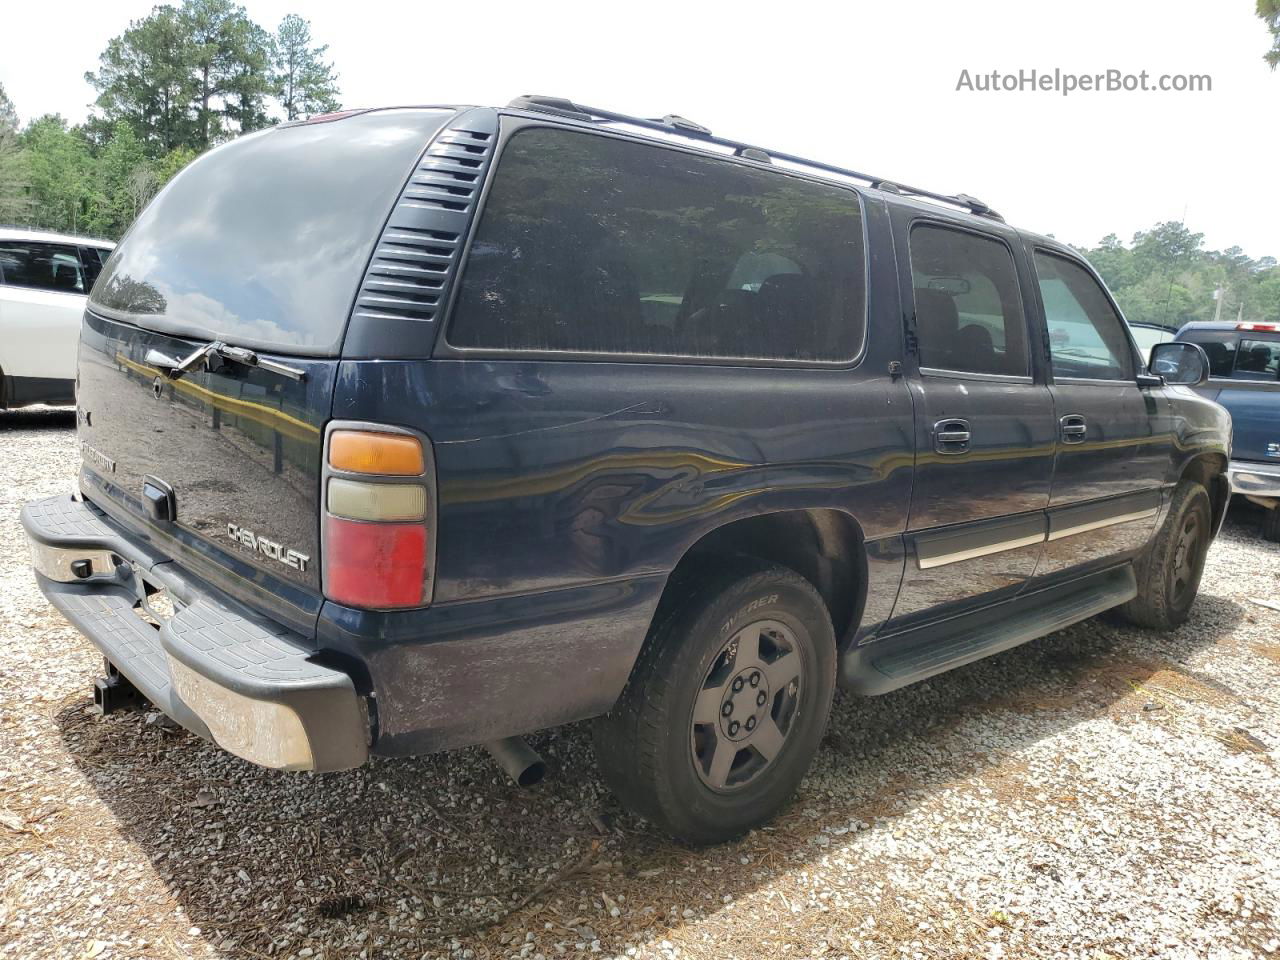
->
[79, 441, 115, 474]
[226, 524, 310, 573]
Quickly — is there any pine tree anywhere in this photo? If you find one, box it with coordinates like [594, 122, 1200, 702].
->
[84, 6, 196, 154]
[274, 14, 341, 120]
[85, 0, 279, 156]
[1261, 0, 1280, 67]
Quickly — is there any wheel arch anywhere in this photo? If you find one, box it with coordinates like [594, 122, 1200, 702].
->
[1179, 452, 1230, 536]
[663, 508, 867, 650]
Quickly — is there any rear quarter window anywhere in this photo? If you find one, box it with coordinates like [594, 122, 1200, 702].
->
[448, 127, 867, 363]
[0, 241, 87, 293]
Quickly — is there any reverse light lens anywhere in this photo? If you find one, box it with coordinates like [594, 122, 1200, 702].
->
[327, 478, 425, 522]
[324, 517, 427, 608]
[329, 431, 424, 476]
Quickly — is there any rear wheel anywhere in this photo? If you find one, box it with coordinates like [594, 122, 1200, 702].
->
[1118, 480, 1212, 630]
[593, 563, 835, 844]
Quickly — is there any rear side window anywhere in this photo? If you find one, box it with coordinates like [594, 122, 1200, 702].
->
[0, 242, 87, 293]
[449, 128, 866, 362]
[907, 225, 1028, 376]
[1034, 252, 1133, 381]
[1234, 339, 1280, 379]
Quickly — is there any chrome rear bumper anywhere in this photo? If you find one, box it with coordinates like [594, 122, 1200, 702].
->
[1228, 459, 1280, 503]
[22, 494, 369, 772]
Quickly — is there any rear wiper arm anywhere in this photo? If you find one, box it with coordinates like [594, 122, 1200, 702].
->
[144, 341, 306, 382]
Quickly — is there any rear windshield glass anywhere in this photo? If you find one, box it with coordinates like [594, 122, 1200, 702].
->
[89, 109, 451, 356]
[448, 128, 866, 362]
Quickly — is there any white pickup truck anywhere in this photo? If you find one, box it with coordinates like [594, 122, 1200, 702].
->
[0, 228, 114, 409]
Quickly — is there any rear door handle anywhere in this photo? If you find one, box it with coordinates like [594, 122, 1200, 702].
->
[1060, 414, 1088, 443]
[933, 418, 971, 455]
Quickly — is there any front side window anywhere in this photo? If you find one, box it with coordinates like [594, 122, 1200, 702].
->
[1035, 252, 1133, 381]
[449, 128, 866, 362]
[907, 224, 1029, 376]
[0, 242, 86, 294]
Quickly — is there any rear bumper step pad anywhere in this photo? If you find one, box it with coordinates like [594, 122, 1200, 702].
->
[21, 493, 368, 772]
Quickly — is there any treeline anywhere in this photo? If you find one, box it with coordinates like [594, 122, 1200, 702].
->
[0, 0, 338, 239]
[1078, 222, 1280, 329]
[1, 0, 1276, 331]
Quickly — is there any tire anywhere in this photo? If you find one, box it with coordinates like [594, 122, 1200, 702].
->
[1117, 480, 1212, 630]
[1263, 506, 1280, 543]
[593, 561, 836, 845]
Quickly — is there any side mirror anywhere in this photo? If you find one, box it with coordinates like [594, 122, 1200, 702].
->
[1149, 342, 1210, 386]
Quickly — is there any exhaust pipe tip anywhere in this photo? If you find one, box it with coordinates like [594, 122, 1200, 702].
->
[484, 736, 546, 787]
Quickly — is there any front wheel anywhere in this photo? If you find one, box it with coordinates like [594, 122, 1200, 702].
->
[1262, 505, 1280, 543]
[593, 563, 836, 845]
[1117, 480, 1212, 630]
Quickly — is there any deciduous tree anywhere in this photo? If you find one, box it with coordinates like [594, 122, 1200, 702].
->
[0, 83, 31, 223]
[20, 116, 95, 234]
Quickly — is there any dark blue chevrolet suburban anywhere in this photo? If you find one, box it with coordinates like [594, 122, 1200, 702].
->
[22, 98, 1231, 843]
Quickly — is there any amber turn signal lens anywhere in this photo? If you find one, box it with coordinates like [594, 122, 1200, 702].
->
[329, 431, 424, 476]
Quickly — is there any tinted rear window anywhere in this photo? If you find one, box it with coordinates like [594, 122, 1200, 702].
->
[448, 128, 866, 362]
[89, 109, 452, 356]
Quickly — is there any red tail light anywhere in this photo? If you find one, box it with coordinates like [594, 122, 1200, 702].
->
[324, 518, 427, 608]
[1237, 322, 1277, 332]
[322, 426, 434, 610]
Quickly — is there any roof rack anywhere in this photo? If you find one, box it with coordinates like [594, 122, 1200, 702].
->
[507, 95, 1004, 223]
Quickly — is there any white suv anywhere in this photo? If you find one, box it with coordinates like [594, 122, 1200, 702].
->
[0, 228, 115, 409]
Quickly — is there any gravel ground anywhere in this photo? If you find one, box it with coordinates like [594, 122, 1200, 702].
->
[2, 406, 1278, 960]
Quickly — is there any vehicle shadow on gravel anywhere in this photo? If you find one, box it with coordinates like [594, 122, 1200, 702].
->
[54, 587, 1249, 958]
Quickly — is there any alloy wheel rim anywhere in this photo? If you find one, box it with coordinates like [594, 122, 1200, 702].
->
[690, 619, 803, 792]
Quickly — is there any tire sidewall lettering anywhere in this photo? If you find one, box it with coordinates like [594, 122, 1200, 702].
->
[719, 593, 779, 637]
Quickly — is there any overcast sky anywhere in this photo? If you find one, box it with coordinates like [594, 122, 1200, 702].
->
[2, 0, 1277, 258]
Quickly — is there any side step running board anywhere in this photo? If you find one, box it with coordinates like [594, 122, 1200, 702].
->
[841, 564, 1137, 695]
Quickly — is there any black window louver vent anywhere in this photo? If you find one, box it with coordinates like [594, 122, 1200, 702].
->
[344, 109, 499, 355]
